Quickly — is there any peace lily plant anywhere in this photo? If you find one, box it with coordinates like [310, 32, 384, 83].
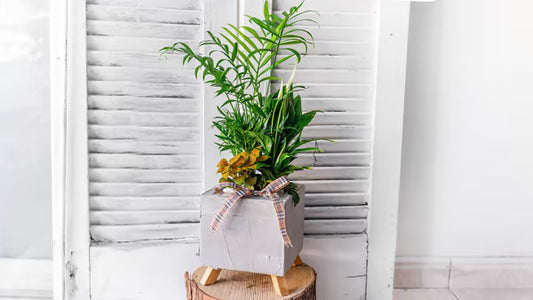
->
[161, 1, 319, 204]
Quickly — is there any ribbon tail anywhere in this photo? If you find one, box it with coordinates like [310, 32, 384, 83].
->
[270, 192, 293, 247]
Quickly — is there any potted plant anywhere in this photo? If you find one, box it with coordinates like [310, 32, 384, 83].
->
[161, 1, 319, 278]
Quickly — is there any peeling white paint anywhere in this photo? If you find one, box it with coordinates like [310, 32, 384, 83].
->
[90, 236, 367, 299]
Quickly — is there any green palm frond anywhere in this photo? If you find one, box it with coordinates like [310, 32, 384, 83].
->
[161, 1, 325, 199]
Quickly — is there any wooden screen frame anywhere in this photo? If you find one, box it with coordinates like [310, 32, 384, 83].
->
[50, 0, 424, 299]
[366, 1, 412, 299]
[50, 0, 90, 299]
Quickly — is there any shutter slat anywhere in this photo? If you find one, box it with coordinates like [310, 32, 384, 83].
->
[88, 110, 201, 127]
[90, 183, 203, 197]
[90, 224, 200, 243]
[277, 55, 374, 70]
[289, 167, 370, 180]
[88, 81, 200, 97]
[89, 154, 200, 169]
[91, 196, 200, 211]
[89, 140, 200, 154]
[304, 219, 367, 235]
[294, 153, 370, 167]
[273, 69, 374, 84]
[87, 51, 191, 69]
[88, 66, 199, 83]
[89, 139, 372, 156]
[88, 96, 200, 112]
[305, 206, 368, 219]
[310, 112, 371, 125]
[90, 220, 366, 243]
[87, 20, 201, 39]
[90, 210, 200, 225]
[91, 206, 368, 226]
[302, 98, 372, 112]
[292, 12, 376, 27]
[89, 39, 372, 58]
[86, 0, 201, 10]
[293, 180, 369, 193]
[89, 168, 201, 183]
[305, 193, 368, 206]
[88, 125, 201, 141]
[297, 84, 374, 98]
[302, 140, 372, 153]
[87, 35, 193, 53]
[87, 4, 202, 24]
[286, 27, 374, 42]
[280, 41, 372, 56]
[273, 0, 377, 13]
[302, 125, 372, 139]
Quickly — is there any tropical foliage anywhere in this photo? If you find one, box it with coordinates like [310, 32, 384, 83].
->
[217, 148, 267, 190]
[161, 1, 320, 204]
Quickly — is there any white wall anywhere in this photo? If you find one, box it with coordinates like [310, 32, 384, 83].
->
[0, 0, 51, 258]
[397, 0, 533, 257]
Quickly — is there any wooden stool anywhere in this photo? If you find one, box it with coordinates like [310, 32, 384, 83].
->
[185, 256, 316, 299]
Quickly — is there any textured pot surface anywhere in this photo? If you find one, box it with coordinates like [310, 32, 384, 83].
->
[200, 184, 305, 276]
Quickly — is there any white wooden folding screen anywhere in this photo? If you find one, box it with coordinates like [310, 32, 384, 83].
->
[51, 0, 416, 299]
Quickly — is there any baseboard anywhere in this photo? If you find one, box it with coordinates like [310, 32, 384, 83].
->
[0, 258, 53, 298]
[394, 257, 451, 289]
[395, 256, 533, 289]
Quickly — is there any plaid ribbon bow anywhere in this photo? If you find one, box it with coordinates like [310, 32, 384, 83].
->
[211, 176, 293, 247]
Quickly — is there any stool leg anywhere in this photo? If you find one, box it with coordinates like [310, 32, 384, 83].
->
[271, 275, 289, 296]
[200, 267, 222, 286]
[292, 255, 303, 266]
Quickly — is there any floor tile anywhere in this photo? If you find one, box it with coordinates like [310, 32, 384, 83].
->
[450, 257, 533, 288]
[451, 288, 533, 300]
[393, 289, 458, 300]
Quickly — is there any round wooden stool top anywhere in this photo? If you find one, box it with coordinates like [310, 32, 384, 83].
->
[185, 265, 316, 300]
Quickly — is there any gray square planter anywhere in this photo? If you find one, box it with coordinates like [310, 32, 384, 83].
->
[200, 184, 305, 276]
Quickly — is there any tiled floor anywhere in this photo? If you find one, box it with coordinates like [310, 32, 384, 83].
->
[394, 257, 533, 299]
[394, 288, 533, 300]
[394, 289, 457, 300]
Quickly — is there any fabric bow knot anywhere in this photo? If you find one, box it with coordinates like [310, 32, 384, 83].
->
[211, 176, 293, 247]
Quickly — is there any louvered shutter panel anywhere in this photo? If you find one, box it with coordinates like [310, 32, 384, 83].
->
[86, 0, 204, 242]
[273, 0, 379, 235]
